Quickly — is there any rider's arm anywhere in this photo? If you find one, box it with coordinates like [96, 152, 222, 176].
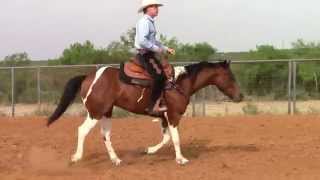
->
[155, 40, 168, 52]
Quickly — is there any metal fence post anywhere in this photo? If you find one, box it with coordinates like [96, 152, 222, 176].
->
[293, 61, 297, 114]
[37, 67, 41, 110]
[288, 61, 292, 115]
[11, 68, 15, 117]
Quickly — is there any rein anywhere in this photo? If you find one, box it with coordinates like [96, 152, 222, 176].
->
[164, 80, 188, 100]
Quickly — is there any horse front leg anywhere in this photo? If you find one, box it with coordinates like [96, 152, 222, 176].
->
[165, 112, 189, 165]
[146, 118, 170, 154]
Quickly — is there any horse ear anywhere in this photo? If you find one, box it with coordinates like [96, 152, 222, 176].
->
[223, 59, 231, 67]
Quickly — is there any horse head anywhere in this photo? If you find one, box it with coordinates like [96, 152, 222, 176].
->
[208, 60, 243, 102]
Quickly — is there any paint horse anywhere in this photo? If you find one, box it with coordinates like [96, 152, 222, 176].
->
[47, 59, 243, 165]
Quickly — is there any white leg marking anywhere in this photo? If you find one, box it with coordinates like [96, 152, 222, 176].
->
[146, 127, 170, 154]
[71, 114, 98, 162]
[100, 117, 121, 166]
[168, 125, 189, 165]
[165, 113, 189, 165]
[152, 118, 160, 122]
[83, 66, 109, 104]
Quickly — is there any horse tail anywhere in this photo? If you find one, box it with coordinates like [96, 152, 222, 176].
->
[47, 75, 86, 126]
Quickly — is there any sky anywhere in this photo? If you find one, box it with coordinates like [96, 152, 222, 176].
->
[1, 0, 320, 60]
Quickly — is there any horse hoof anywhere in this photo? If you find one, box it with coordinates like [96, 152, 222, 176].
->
[71, 154, 82, 163]
[111, 158, 122, 166]
[176, 157, 189, 165]
[145, 147, 157, 155]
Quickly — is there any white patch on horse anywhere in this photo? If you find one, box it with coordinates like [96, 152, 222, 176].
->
[71, 113, 98, 162]
[100, 117, 121, 166]
[83, 66, 109, 105]
[146, 126, 170, 154]
[174, 66, 186, 79]
[164, 112, 189, 165]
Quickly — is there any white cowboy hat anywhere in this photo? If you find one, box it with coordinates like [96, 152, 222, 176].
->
[138, 0, 163, 13]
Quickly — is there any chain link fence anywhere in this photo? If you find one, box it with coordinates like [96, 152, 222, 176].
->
[0, 60, 319, 117]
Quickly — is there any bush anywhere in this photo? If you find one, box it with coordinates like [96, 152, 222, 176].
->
[242, 103, 259, 115]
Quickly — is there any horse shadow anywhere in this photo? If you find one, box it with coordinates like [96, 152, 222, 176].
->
[72, 139, 260, 167]
[181, 139, 260, 159]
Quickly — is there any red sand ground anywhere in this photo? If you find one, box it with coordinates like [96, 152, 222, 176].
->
[1, 115, 320, 180]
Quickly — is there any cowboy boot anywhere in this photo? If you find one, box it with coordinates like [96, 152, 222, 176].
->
[145, 97, 167, 116]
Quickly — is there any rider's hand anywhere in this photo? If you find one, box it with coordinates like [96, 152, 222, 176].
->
[167, 48, 176, 55]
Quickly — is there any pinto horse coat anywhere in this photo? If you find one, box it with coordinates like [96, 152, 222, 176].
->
[48, 61, 243, 165]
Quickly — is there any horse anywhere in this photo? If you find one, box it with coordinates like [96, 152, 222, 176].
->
[47, 60, 243, 165]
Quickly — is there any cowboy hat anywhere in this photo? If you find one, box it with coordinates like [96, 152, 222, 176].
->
[138, 0, 163, 13]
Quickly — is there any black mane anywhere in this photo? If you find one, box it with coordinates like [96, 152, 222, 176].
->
[184, 61, 225, 76]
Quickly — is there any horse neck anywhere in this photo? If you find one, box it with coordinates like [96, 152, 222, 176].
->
[178, 68, 214, 96]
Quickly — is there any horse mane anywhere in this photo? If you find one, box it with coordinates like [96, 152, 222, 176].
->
[184, 61, 224, 77]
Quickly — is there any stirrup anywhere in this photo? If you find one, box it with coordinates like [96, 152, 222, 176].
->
[154, 96, 167, 112]
[157, 106, 168, 112]
[145, 104, 167, 116]
[145, 107, 165, 116]
[147, 104, 167, 112]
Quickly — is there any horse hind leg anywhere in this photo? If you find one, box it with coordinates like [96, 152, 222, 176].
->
[71, 113, 98, 162]
[100, 115, 121, 166]
[146, 117, 170, 154]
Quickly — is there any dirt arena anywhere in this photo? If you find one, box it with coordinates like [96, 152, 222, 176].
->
[1, 115, 320, 180]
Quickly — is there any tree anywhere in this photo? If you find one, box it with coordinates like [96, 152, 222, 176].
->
[192, 42, 217, 60]
[0, 52, 36, 103]
[107, 28, 136, 62]
[160, 34, 217, 61]
[291, 39, 320, 58]
[55, 27, 218, 64]
[2, 52, 31, 66]
[236, 45, 290, 99]
[58, 40, 97, 65]
[119, 27, 136, 48]
[254, 45, 290, 60]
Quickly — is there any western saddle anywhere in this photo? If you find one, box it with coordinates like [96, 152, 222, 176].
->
[120, 57, 174, 87]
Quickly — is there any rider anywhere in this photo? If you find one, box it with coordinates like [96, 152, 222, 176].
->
[135, 0, 175, 115]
